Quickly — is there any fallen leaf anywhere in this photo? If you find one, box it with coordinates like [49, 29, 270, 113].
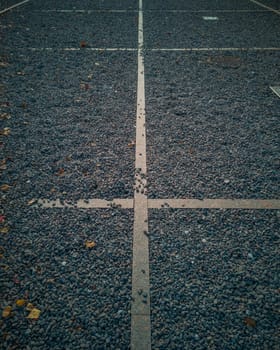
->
[0, 128, 10, 136]
[16, 299, 26, 307]
[85, 240, 96, 249]
[0, 113, 11, 120]
[244, 317, 256, 327]
[56, 168, 65, 176]
[0, 227, 9, 234]
[0, 102, 10, 107]
[1, 184, 11, 191]
[27, 199, 36, 206]
[0, 62, 9, 67]
[80, 41, 87, 48]
[128, 140, 136, 148]
[26, 303, 34, 311]
[27, 308, 40, 320]
[2, 306, 12, 318]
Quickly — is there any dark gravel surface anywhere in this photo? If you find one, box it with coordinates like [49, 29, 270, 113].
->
[0, 208, 132, 349]
[29, 0, 138, 11]
[1, 11, 137, 49]
[146, 51, 280, 199]
[1, 50, 136, 202]
[149, 209, 280, 349]
[143, 0, 262, 11]
[144, 12, 280, 49]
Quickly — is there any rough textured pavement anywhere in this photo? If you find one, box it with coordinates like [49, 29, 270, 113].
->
[0, 0, 279, 349]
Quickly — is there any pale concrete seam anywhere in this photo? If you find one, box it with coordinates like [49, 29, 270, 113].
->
[249, 0, 280, 15]
[0, 0, 30, 15]
[131, 0, 151, 349]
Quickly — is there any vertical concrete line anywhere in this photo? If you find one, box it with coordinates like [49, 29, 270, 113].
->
[131, 0, 151, 349]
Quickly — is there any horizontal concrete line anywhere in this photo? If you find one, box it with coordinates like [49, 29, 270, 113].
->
[14, 47, 280, 53]
[37, 198, 133, 209]
[35, 9, 270, 13]
[0, 0, 30, 15]
[36, 198, 280, 209]
[148, 199, 280, 209]
[27, 47, 137, 51]
[150, 47, 280, 51]
[38, 9, 137, 13]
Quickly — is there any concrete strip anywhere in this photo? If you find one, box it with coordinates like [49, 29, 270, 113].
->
[151, 47, 280, 51]
[148, 199, 280, 209]
[0, 0, 30, 14]
[270, 86, 280, 98]
[27, 48, 137, 51]
[37, 198, 133, 209]
[39, 9, 138, 13]
[249, 0, 280, 15]
[131, 0, 151, 349]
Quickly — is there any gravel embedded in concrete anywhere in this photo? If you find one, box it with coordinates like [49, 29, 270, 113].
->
[149, 209, 280, 349]
[0, 208, 133, 349]
[146, 51, 280, 199]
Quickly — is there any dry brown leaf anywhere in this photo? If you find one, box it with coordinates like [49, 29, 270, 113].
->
[0, 113, 11, 120]
[80, 41, 87, 48]
[0, 128, 10, 136]
[0, 227, 9, 234]
[244, 317, 256, 327]
[56, 168, 65, 176]
[27, 199, 36, 206]
[128, 140, 136, 148]
[27, 308, 41, 320]
[1, 184, 11, 191]
[26, 303, 34, 311]
[85, 240, 96, 249]
[16, 299, 26, 307]
[2, 306, 12, 318]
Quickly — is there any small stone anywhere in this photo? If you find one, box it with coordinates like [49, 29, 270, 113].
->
[61, 261, 67, 266]
[224, 179, 230, 184]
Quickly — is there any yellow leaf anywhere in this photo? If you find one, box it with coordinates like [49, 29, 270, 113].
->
[27, 308, 40, 320]
[0, 128, 10, 136]
[0, 227, 9, 234]
[16, 299, 26, 307]
[26, 303, 34, 311]
[1, 184, 11, 191]
[85, 240, 96, 249]
[2, 306, 12, 318]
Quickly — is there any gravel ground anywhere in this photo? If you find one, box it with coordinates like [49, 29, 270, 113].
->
[1, 49, 137, 202]
[0, 208, 133, 349]
[146, 51, 280, 199]
[29, 0, 138, 11]
[144, 12, 280, 49]
[143, 0, 262, 11]
[149, 209, 280, 349]
[1, 11, 137, 49]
